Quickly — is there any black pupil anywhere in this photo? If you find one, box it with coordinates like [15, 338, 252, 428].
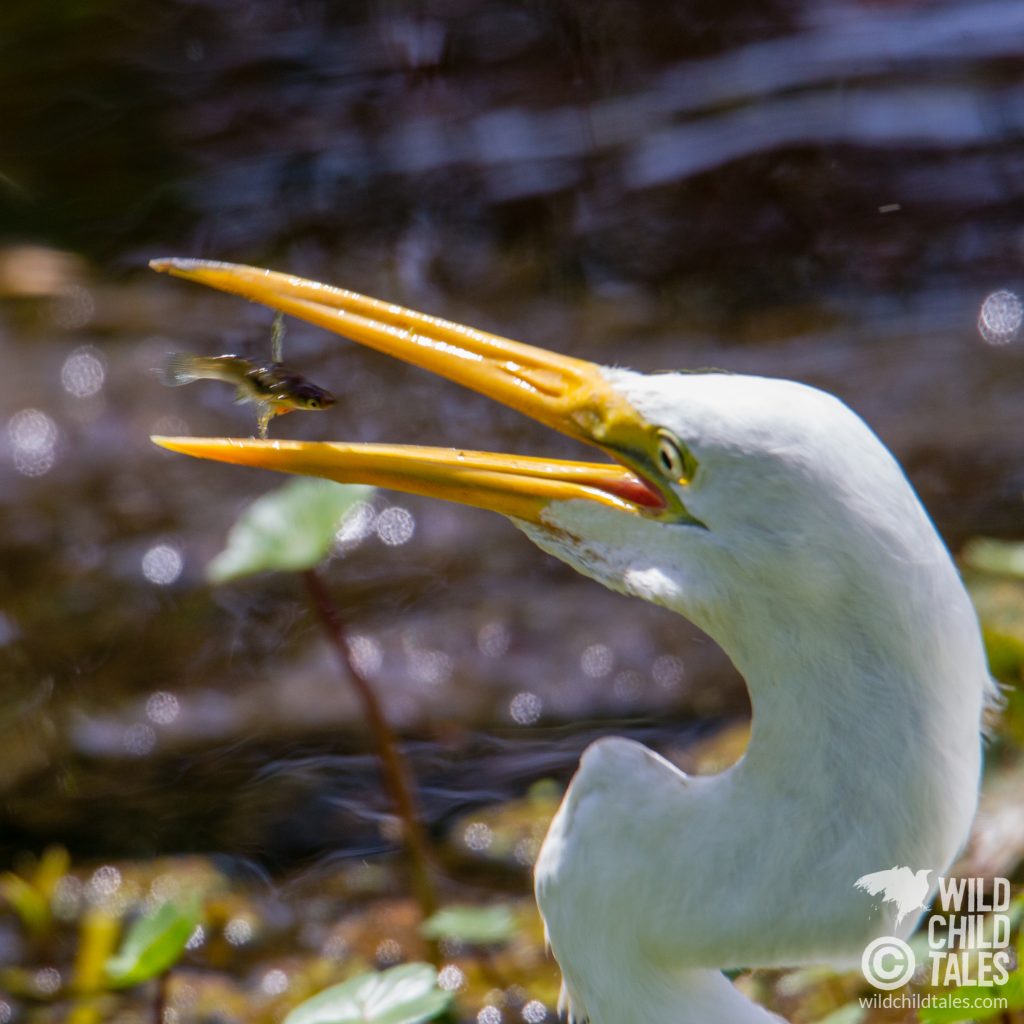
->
[660, 444, 675, 472]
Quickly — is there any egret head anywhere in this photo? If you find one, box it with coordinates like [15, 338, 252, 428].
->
[517, 365, 949, 651]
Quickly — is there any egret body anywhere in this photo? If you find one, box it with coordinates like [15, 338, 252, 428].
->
[150, 260, 993, 1024]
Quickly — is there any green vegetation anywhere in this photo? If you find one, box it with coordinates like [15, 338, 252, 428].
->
[208, 478, 375, 583]
[283, 964, 451, 1024]
[104, 898, 201, 988]
[421, 905, 517, 947]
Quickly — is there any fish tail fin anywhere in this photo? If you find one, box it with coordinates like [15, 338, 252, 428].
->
[163, 353, 199, 387]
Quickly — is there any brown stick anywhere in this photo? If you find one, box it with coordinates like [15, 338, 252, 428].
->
[153, 971, 169, 1024]
[302, 568, 439, 919]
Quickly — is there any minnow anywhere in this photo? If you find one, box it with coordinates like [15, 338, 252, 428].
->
[164, 353, 335, 438]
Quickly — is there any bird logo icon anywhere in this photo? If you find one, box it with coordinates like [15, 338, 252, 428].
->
[855, 866, 933, 926]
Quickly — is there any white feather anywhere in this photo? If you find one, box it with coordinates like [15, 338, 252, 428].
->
[517, 371, 992, 1023]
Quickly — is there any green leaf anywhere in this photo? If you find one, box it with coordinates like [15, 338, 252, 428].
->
[421, 904, 517, 946]
[812, 1004, 866, 1024]
[283, 963, 451, 1024]
[0, 872, 49, 934]
[0, 846, 68, 937]
[963, 539, 1024, 580]
[208, 479, 375, 582]
[917, 969, 1024, 1022]
[104, 899, 201, 988]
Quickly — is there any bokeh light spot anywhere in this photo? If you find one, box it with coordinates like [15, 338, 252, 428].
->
[509, 691, 542, 725]
[375, 938, 402, 965]
[60, 346, 106, 397]
[463, 821, 494, 851]
[53, 875, 83, 920]
[580, 643, 613, 678]
[88, 865, 122, 902]
[142, 544, 183, 585]
[51, 285, 95, 329]
[613, 670, 642, 702]
[409, 648, 453, 686]
[652, 654, 685, 690]
[146, 691, 180, 725]
[9, 408, 58, 477]
[261, 968, 289, 995]
[224, 917, 254, 946]
[34, 968, 61, 996]
[513, 837, 541, 867]
[347, 634, 383, 677]
[123, 723, 156, 756]
[978, 289, 1022, 345]
[478, 1006, 502, 1024]
[478, 621, 510, 658]
[335, 501, 377, 550]
[376, 506, 415, 546]
[438, 964, 467, 992]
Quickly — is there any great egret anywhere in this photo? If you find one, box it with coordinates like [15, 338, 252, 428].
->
[150, 259, 994, 1024]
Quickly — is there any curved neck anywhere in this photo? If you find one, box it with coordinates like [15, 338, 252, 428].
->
[699, 576, 986, 968]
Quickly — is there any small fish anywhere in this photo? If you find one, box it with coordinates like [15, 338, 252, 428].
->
[164, 353, 335, 438]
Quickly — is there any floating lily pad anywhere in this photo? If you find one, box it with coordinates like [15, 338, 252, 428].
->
[208, 478, 375, 582]
[283, 963, 450, 1024]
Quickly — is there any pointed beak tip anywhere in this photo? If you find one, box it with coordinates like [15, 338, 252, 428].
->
[151, 434, 191, 455]
[151, 434, 230, 458]
[149, 260, 208, 280]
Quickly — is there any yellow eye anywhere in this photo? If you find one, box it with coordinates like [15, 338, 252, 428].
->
[656, 430, 692, 482]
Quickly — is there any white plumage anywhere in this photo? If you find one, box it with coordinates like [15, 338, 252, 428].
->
[528, 371, 993, 1023]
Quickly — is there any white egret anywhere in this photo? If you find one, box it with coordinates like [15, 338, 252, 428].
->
[150, 259, 995, 1024]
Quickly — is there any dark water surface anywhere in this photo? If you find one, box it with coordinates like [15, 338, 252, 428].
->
[1, 0, 1022, 864]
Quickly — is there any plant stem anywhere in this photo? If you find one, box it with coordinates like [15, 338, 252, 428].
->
[154, 971, 169, 1024]
[302, 568, 439, 919]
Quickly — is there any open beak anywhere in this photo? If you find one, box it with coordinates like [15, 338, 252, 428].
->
[150, 258, 675, 525]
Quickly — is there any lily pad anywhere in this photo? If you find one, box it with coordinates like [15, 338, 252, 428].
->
[421, 904, 517, 946]
[208, 478, 375, 582]
[104, 898, 201, 988]
[283, 963, 451, 1024]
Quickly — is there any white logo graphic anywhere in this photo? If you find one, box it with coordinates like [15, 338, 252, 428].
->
[855, 866, 931, 926]
[855, 869, 1012, 990]
[861, 936, 916, 990]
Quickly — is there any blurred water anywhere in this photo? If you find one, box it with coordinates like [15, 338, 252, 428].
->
[0, 0, 1022, 862]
